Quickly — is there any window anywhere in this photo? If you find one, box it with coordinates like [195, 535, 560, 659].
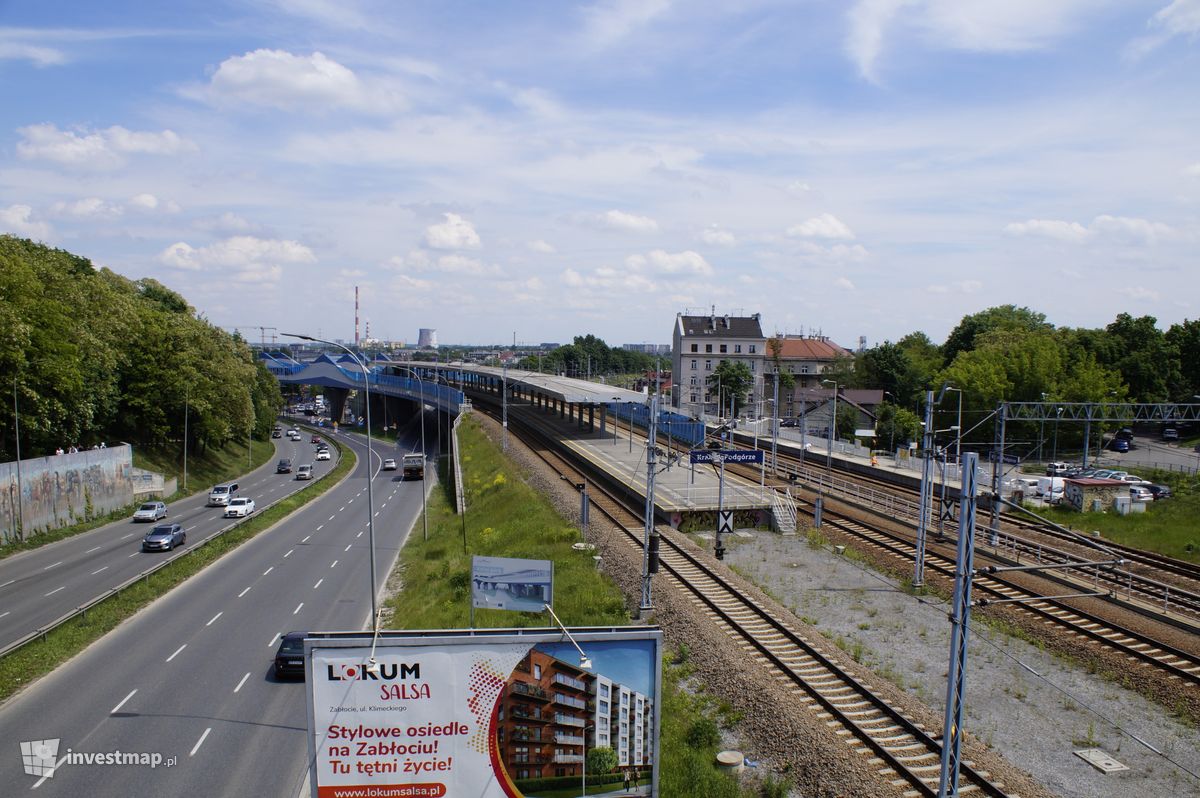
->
[749, 344, 757, 354]
[533, 664, 541, 679]
[719, 344, 727, 353]
[704, 360, 712, 371]
[690, 343, 698, 352]
[705, 344, 713, 353]
[690, 359, 697, 370]
[800, 365, 810, 374]
[750, 361, 756, 372]
[734, 344, 742, 353]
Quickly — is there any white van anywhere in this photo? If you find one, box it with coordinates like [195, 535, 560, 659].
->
[1012, 477, 1040, 496]
[207, 482, 240, 507]
[1036, 476, 1065, 502]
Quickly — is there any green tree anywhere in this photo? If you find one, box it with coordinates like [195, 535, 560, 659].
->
[1165, 319, 1200, 399]
[586, 746, 618, 776]
[708, 360, 753, 417]
[764, 336, 795, 419]
[942, 305, 1052, 366]
[1105, 313, 1179, 401]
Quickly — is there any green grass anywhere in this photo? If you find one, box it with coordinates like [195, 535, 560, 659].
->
[0, 437, 355, 702]
[383, 416, 759, 798]
[0, 436, 279, 561]
[1037, 470, 1200, 563]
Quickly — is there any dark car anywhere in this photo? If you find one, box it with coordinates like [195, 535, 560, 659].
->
[1147, 484, 1173, 500]
[780, 419, 798, 427]
[142, 523, 185, 552]
[274, 631, 307, 679]
[271, 429, 282, 438]
[1115, 427, 1134, 441]
[277, 458, 293, 474]
[311, 435, 321, 444]
[1108, 438, 1130, 453]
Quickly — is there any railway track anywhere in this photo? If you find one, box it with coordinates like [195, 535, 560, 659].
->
[495, 404, 1016, 798]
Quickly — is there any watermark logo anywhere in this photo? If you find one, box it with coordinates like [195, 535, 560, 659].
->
[20, 739, 60, 778]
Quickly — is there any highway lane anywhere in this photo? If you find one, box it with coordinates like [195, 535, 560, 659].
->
[0, 427, 338, 651]
[0, 425, 431, 797]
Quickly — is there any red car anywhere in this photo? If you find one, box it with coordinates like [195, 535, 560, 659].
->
[311, 435, 321, 444]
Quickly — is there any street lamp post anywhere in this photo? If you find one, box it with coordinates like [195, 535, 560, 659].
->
[1053, 406, 1062, 461]
[183, 386, 190, 493]
[821, 379, 838, 492]
[394, 366, 430, 544]
[284, 333, 380, 628]
[12, 378, 24, 539]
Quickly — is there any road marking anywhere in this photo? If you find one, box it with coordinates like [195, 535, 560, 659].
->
[238, 586, 252, 598]
[120, 533, 135, 540]
[189, 727, 211, 757]
[267, 632, 279, 647]
[313, 579, 323, 589]
[380, 502, 387, 509]
[339, 506, 345, 512]
[0, 579, 15, 588]
[166, 644, 187, 662]
[344, 544, 352, 552]
[347, 498, 354, 504]
[331, 560, 338, 568]
[0, 611, 8, 619]
[128, 552, 140, 558]
[91, 566, 109, 575]
[234, 672, 250, 693]
[328, 515, 336, 521]
[85, 546, 102, 554]
[356, 531, 363, 538]
[45, 586, 65, 597]
[111, 689, 137, 714]
[43, 561, 63, 570]
[206, 612, 223, 627]
[263, 566, 273, 576]
[284, 549, 294, 558]
[302, 535, 312, 543]
[293, 602, 303, 615]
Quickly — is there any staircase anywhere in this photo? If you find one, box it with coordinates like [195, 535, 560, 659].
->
[772, 488, 798, 535]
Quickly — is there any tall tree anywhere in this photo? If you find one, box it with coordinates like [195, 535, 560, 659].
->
[942, 305, 1052, 366]
[708, 360, 753, 417]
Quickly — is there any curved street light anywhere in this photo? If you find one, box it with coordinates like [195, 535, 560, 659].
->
[283, 333, 380, 630]
[391, 365, 430, 543]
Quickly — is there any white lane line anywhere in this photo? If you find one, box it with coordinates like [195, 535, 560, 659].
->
[166, 644, 187, 662]
[316, 525, 324, 532]
[267, 632, 279, 647]
[44, 586, 65, 597]
[238, 586, 252, 598]
[356, 531, 363, 538]
[128, 552, 140, 558]
[0, 611, 9, 619]
[85, 546, 102, 554]
[263, 566, 273, 576]
[302, 535, 311, 543]
[338, 506, 345, 512]
[344, 543, 352, 552]
[328, 515, 336, 521]
[284, 549, 294, 558]
[347, 498, 354, 504]
[206, 612, 223, 627]
[380, 502, 387, 509]
[120, 533, 135, 540]
[0, 579, 13, 588]
[234, 672, 251, 693]
[330, 560, 338, 568]
[111, 689, 137, 714]
[313, 579, 323, 589]
[91, 566, 109, 575]
[189, 727, 211, 757]
[293, 602, 303, 615]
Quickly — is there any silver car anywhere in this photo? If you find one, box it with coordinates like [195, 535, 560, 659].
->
[133, 501, 167, 522]
[142, 523, 185, 551]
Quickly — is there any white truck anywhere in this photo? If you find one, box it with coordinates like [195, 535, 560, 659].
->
[402, 452, 425, 480]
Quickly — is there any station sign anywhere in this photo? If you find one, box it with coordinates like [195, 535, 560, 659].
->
[689, 449, 764, 465]
[305, 627, 663, 798]
[987, 450, 1021, 465]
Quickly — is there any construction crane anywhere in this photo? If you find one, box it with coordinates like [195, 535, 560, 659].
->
[228, 326, 279, 348]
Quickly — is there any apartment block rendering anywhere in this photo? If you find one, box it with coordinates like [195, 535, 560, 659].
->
[496, 649, 654, 782]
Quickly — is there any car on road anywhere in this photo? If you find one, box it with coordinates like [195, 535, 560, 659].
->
[207, 482, 239, 506]
[1162, 428, 1180, 443]
[274, 631, 307, 679]
[296, 464, 313, 480]
[271, 429, 282, 438]
[311, 435, 321, 444]
[142, 523, 185, 551]
[315, 449, 331, 461]
[277, 458, 293, 473]
[224, 497, 256, 518]
[133, 501, 167, 522]
[382, 458, 397, 471]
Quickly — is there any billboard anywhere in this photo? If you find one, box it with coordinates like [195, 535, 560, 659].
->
[306, 627, 662, 798]
[472, 556, 553, 612]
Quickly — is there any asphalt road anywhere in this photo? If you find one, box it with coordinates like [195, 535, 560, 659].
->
[0, 426, 339, 653]
[0, 424, 431, 797]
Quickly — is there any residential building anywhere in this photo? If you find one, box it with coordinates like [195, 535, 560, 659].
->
[671, 310, 766, 417]
[496, 650, 593, 781]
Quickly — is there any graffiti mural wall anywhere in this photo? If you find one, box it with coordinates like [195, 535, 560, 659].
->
[0, 445, 135, 543]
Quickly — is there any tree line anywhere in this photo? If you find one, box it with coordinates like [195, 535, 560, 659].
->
[0, 236, 282, 461]
[515, 335, 662, 378]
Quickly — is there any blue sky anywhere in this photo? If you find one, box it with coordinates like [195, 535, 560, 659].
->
[2, 1, 1198, 349]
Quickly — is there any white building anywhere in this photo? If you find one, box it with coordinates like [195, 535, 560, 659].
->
[417, 328, 438, 348]
[591, 675, 654, 772]
[671, 311, 766, 418]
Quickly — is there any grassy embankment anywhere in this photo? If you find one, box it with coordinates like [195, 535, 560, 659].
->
[383, 416, 785, 798]
[0, 436, 279, 561]
[0, 436, 354, 702]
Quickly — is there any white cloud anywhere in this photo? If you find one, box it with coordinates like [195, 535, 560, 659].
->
[700, 225, 736, 246]
[49, 197, 124, 219]
[16, 123, 194, 169]
[626, 249, 714, 276]
[0, 42, 67, 66]
[434, 253, 501, 276]
[203, 49, 404, 113]
[0, 205, 52, 240]
[846, 0, 908, 83]
[562, 265, 657, 294]
[1127, 0, 1200, 60]
[787, 213, 855, 240]
[577, 209, 660, 233]
[580, 0, 673, 49]
[127, 193, 181, 213]
[1119, 286, 1162, 301]
[1184, 162, 1200, 177]
[1005, 215, 1173, 245]
[784, 180, 812, 197]
[424, 213, 481, 250]
[159, 236, 315, 284]
[527, 239, 556, 253]
[835, 276, 856, 290]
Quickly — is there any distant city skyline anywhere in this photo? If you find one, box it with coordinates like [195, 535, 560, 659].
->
[2, 3, 1197, 348]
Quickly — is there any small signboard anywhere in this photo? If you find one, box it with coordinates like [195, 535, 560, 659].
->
[689, 449, 764, 465]
[305, 628, 663, 798]
[471, 556, 553, 612]
[717, 510, 733, 535]
[988, 450, 1021, 465]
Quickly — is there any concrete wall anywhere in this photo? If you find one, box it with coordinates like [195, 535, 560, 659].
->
[0, 445, 135, 542]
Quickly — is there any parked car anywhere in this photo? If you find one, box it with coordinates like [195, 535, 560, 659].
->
[781, 419, 798, 427]
[224, 497, 256, 518]
[274, 631, 307, 679]
[1162, 428, 1180, 443]
[382, 458, 398, 471]
[132, 501, 167, 522]
[277, 458, 293, 473]
[1115, 427, 1134, 441]
[1045, 462, 1071, 476]
[296, 464, 313, 480]
[142, 523, 185, 551]
[1129, 485, 1153, 502]
[1147, 484, 1173, 500]
[1117, 474, 1150, 485]
[1108, 438, 1130, 453]
[316, 449, 331, 461]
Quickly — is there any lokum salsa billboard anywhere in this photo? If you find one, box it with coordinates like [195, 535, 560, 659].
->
[306, 627, 662, 798]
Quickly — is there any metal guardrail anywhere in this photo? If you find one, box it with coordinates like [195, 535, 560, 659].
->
[0, 428, 343, 662]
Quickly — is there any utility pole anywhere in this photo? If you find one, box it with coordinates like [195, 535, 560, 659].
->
[914, 389, 934, 588]
[640, 396, 659, 614]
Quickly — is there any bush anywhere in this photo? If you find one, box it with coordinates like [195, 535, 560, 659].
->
[686, 717, 721, 749]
